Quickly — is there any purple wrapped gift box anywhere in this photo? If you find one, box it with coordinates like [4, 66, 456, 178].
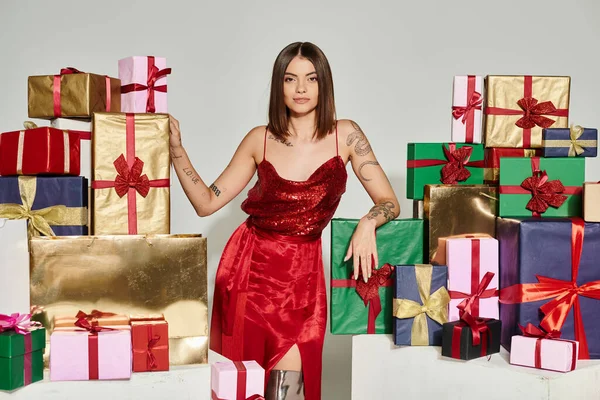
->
[393, 264, 449, 346]
[498, 218, 600, 358]
[542, 127, 597, 157]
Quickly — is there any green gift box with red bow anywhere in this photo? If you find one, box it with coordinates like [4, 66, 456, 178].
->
[498, 157, 584, 217]
[406, 143, 484, 200]
[330, 219, 424, 335]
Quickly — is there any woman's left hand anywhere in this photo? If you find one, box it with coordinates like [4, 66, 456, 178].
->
[344, 218, 378, 282]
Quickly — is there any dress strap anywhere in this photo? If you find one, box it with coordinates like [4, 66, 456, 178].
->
[335, 120, 339, 157]
[263, 127, 268, 162]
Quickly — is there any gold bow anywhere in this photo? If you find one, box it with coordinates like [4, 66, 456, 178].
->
[393, 264, 450, 345]
[0, 176, 87, 237]
[542, 125, 597, 157]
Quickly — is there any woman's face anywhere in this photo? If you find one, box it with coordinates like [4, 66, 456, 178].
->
[283, 56, 319, 117]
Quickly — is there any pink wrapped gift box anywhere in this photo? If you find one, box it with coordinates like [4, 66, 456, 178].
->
[510, 335, 578, 372]
[50, 326, 131, 381]
[451, 75, 484, 144]
[118, 56, 170, 113]
[211, 360, 265, 400]
[446, 237, 499, 321]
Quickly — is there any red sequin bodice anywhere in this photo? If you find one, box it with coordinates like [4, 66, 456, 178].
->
[241, 155, 347, 236]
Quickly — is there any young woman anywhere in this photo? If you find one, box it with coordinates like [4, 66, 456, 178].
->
[169, 42, 400, 400]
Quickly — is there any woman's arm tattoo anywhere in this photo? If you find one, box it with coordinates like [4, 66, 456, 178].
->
[346, 121, 372, 156]
[209, 183, 221, 197]
[367, 201, 395, 222]
[358, 160, 380, 181]
[182, 167, 200, 184]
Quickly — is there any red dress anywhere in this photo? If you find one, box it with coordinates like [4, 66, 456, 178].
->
[210, 125, 347, 400]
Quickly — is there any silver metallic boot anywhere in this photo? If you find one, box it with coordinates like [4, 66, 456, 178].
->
[265, 369, 305, 400]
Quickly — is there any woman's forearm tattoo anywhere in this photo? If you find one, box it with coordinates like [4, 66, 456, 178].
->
[346, 121, 372, 156]
[183, 167, 200, 184]
[367, 201, 395, 222]
[358, 160, 379, 181]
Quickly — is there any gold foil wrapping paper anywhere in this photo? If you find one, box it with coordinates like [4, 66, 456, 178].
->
[28, 74, 121, 119]
[424, 185, 498, 262]
[484, 76, 570, 148]
[583, 182, 600, 222]
[92, 113, 170, 235]
[29, 234, 208, 365]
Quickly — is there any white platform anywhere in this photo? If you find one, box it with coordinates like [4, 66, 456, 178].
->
[352, 334, 600, 400]
[0, 350, 229, 399]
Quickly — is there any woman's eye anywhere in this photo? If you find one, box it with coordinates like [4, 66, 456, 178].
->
[309, 77, 318, 82]
[284, 77, 294, 82]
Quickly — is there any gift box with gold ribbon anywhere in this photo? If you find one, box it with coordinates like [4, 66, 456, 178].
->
[29, 234, 208, 366]
[330, 219, 425, 335]
[392, 264, 449, 346]
[424, 185, 497, 262]
[542, 125, 597, 158]
[91, 112, 170, 235]
[0, 176, 88, 237]
[484, 75, 570, 148]
[28, 68, 120, 119]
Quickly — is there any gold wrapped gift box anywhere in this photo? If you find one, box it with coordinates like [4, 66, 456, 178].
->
[424, 185, 498, 262]
[92, 112, 170, 235]
[29, 234, 208, 366]
[28, 73, 120, 119]
[484, 76, 570, 148]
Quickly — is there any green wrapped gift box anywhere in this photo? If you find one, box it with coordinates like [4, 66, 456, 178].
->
[499, 157, 584, 218]
[330, 218, 424, 334]
[0, 328, 45, 391]
[406, 143, 484, 200]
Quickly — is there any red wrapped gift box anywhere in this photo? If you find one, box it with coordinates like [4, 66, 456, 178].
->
[131, 318, 169, 372]
[0, 125, 88, 176]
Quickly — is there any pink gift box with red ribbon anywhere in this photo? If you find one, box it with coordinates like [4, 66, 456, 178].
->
[451, 75, 483, 144]
[211, 360, 265, 400]
[446, 237, 499, 322]
[119, 56, 170, 113]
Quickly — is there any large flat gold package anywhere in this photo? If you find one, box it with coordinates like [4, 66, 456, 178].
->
[424, 185, 498, 262]
[92, 112, 170, 235]
[29, 234, 207, 365]
[28, 71, 120, 118]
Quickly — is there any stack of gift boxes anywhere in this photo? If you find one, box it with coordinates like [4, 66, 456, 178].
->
[0, 57, 209, 391]
[331, 74, 598, 374]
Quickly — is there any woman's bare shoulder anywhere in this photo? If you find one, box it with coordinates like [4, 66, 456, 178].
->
[336, 119, 365, 140]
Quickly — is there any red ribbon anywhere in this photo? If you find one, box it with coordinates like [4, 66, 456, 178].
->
[484, 76, 569, 147]
[500, 218, 600, 359]
[145, 325, 161, 370]
[52, 67, 111, 117]
[75, 310, 117, 322]
[121, 56, 172, 113]
[330, 263, 394, 334]
[406, 143, 484, 184]
[499, 158, 579, 217]
[74, 317, 115, 380]
[91, 113, 170, 234]
[518, 324, 577, 370]
[452, 76, 482, 143]
[451, 312, 492, 359]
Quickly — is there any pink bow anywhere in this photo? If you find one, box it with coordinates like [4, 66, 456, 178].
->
[0, 313, 40, 335]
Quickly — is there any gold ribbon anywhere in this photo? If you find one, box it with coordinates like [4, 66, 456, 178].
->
[542, 125, 597, 156]
[393, 264, 450, 345]
[0, 176, 87, 237]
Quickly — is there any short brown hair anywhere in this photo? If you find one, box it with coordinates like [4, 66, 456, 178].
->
[267, 42, 336, 140]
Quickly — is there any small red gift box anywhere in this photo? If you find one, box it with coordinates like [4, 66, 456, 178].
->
[131, 318, 169, 372]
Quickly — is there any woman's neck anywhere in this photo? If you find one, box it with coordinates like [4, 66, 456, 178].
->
[288, 110, 317, 141]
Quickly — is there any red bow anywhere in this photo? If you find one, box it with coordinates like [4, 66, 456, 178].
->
[520, 170, 567, 214]
[355, 263, 394, 334]
[121, 56, 171, 113]
[459, 312, 491, 347]
[60, 67, 84, 75]
[452, 91, 483, 124]
[441, 144, 473, 184]
[519, 323, 561, 340]
[74, 317, 115, 334]
[515, 97, 559, 129]
[146, 333, 161, 370]
[76, 310, 117, 321]
[113, 154, 151, 198]
[452, 271, 499, 318]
